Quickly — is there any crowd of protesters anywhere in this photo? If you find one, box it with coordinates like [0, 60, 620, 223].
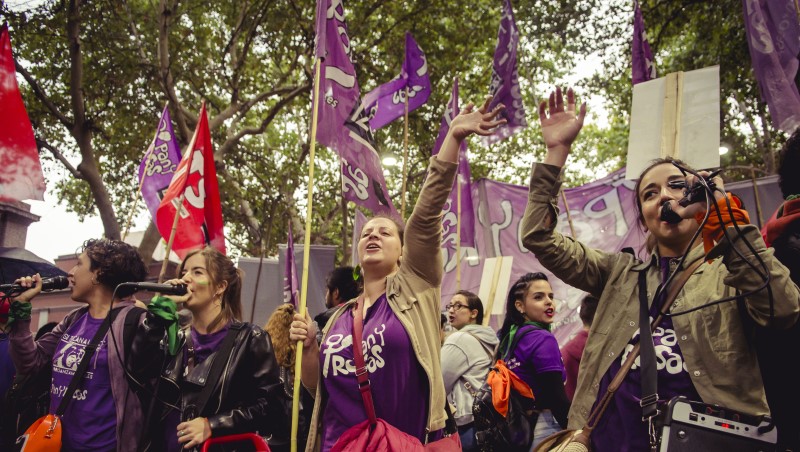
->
[0, 88, 798, 452]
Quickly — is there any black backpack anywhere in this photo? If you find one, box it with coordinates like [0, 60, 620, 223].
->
[472, 325, 539, 452]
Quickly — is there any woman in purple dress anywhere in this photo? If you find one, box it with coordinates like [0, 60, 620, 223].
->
[289, 97, 506, 452]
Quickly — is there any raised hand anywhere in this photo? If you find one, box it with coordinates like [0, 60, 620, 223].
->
[539, 87, 587, 166]
[450, 95, 507, 141]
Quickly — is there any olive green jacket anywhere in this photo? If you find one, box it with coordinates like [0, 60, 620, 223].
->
[521, 163, 800, 429]
[304, 157, 457, 451]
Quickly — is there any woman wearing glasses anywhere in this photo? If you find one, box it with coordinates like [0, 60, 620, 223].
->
[441, 291, 498, 451]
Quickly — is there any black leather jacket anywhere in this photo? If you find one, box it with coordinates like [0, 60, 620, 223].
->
[139, 320, 286, 448]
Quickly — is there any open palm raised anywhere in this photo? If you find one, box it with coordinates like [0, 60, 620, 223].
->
[450, 95, 507, 141]
[539, 87, 587, 156]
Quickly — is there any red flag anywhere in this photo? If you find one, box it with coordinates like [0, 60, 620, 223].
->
[0, 24, 45, 202]
[156, 103, 225, 259]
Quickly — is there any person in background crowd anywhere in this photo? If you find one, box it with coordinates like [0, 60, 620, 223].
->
[561, 295, 598, 401]
[313, 266, 361, 343]
[149, 246, 285, 451]
[290, 97, 506, 452]
[522, 87, 799, 451]
[759, 127, 800, 451]
[7, 239, 151, 452]
[264, 303, 313, 452]
[497, 272, 570, 448]
[440, 312, 448, 345]
[441, 290, 498, 451]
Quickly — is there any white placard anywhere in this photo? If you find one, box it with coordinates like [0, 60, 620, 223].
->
[626, 66, 720, 179]
[477, 256, 514, 321]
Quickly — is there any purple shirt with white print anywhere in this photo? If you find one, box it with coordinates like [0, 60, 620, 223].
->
[50, 312, 117, 451]
[504, 325, 566, 396]
[320, 294, 430, 451]
[590, 257, 701, 452]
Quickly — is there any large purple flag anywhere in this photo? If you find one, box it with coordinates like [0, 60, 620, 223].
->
[139, 106, 181, 222]
[632, 0, 657, 84]
[283, 223, 299, 306]
[361, 32, 431, 130]
[481, 0, 528, 146]
[432, 79, 476, 250]
[314, 0, 397, 215]
[743, 0, 800, 132]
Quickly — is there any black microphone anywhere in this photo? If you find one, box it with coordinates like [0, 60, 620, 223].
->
[660, 201, 683, 225]
[116, 282, 188, 295]
[0, 276, 70, 294]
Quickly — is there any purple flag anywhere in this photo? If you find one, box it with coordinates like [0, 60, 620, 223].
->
[432, 79, 476, 249]
[743, 0, 800, 132]
[481, 0, 528, 146]
[139, 106, 181, 222]
[284, 223, 299, 306]
[632, 0, 657, 84]
[314, 0, 397, 215]
[361, 32, 431, 130]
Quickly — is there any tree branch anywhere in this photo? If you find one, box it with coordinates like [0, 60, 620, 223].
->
[14, 60, 74, 130]
[36, 139, 83, 179]
[158, 0, 191, 141]
[209, 85, 301, 130]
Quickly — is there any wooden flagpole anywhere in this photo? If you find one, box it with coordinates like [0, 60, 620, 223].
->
[400, 87, 410, 220]
[483, 256, 504, 327]
[157, 112, 199, 284]
[560, 189, 577, 237]
[456, 177, 462, 290]
[291, 57, 322, 452]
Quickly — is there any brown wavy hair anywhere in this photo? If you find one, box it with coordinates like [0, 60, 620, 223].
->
[264, 303, 296, 369]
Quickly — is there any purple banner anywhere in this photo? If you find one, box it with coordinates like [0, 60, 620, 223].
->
[284, 224, 299, 306]
[432, 79, 476, 249]
[361, 32, 431, 130]
[139, 106, 181, 222]
[743, 0, 800, 132]
[314, 0, 397, 215]
[632, 0, 657, 84]
[353, 168, 643, 346]
[481, 0, 527, 146]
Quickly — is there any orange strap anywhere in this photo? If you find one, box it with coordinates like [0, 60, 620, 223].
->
[487, 360, 534, 418]
[694, 193, 750, 253]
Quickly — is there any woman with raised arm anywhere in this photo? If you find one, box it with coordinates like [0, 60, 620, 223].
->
[289, 97, 506, 452]
[522, 87, 800, 450]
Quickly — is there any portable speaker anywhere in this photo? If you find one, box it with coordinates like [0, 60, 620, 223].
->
[657, 397, 777, 452]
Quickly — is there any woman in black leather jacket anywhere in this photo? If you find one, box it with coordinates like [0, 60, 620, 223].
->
[149, 246, 285, 451]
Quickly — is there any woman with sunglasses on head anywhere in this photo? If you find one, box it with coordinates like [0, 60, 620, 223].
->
[7, 239, 150, 452]
[497, 272, 570, 448]
[440, 290, 498, 451]
[521, 87, 800, 450]
[147, 246, 284, 451]
[289, 97, 506, 452]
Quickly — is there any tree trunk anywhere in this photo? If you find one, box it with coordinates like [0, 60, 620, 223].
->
[138, 221, 162, 266]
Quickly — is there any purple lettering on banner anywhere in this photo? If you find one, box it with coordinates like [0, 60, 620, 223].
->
[314, 0, 397, 215]
[481, 0, 528, 145]
[139, 106, 182, 222]
[361, 32, 431, 130]
[431, 79, 477, 272]
[742, 0, 800, 132]
[632, 0, 657, 84]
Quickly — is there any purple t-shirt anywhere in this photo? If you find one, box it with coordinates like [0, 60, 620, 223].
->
[320, 294, 430, 451]
[50, 312, 117, 451]
[164, 323, 232, 451]
[590, 258, 701, 452]
[504, 326, 566, 396]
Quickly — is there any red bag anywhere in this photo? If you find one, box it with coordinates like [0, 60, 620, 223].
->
[330, 297, 461, 452]
[200, 433, 270, 452]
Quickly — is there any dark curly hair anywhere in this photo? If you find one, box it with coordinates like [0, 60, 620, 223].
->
[82, 239, 147, 298]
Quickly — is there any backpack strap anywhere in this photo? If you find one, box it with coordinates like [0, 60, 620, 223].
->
[496, 324, 540, 361]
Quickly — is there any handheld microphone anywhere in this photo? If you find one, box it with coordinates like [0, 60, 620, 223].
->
[0, 276, 70, 294]
[116, 282, 188, 295]
[660, 201, 683, 225]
